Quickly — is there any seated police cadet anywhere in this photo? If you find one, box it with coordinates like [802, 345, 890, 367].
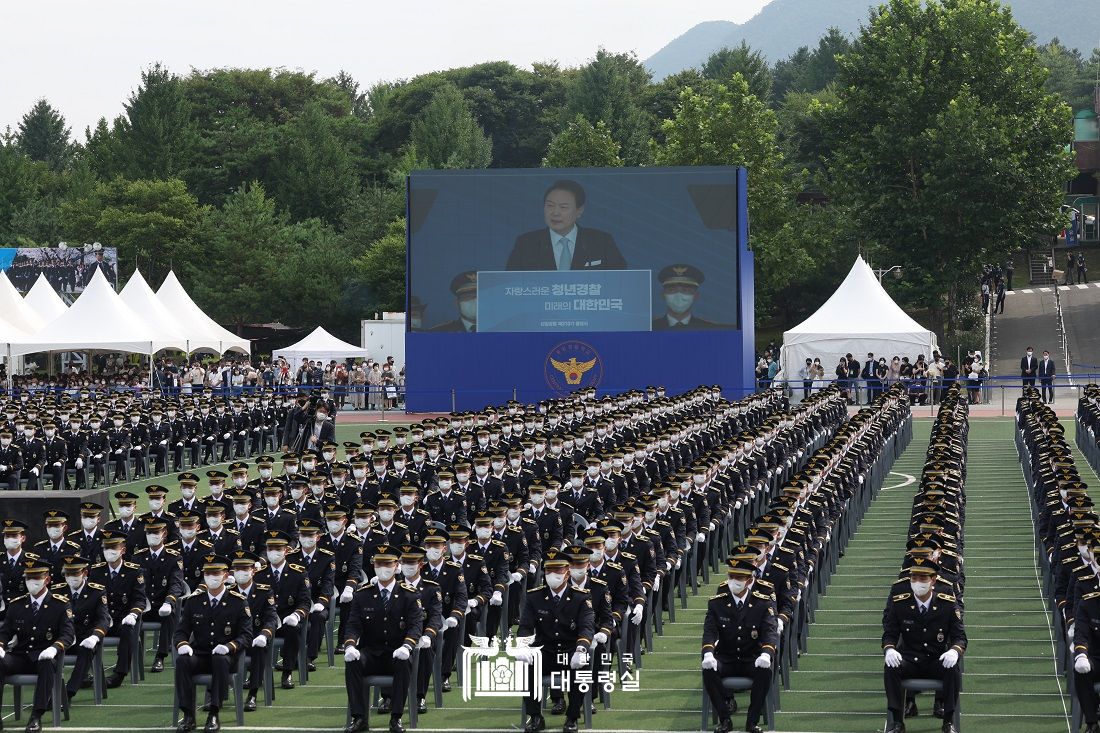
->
[343, 544, 425, 733]
[882, 557, 965, 733]
[227, 551, 278, 713]
[0, 559, 74, 733]
[257, 530, 310, 690]
[173, 555, 253, 733]
[58, 554, 112, 701]
[89, 529, 147, 688]
[515, 548, 594, 733]
[701, 558, 777, 733]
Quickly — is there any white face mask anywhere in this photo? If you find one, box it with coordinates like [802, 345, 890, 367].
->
[588, 548, 603, 563]
[475, 527, 492, 541]
[259, 468, 273, 480]
[374, 565, 396, 583]
[400, 562, 420, 578]
[265, 495, 281, 508]
[119, 506, 135, 518]
[290, 488, 306, 501]
[66, 575, 85, 592]
[400, 495, 416, 508]
[46, 526, 64, 541]
[327, 520, 344, 535]
[267, 549, 286, 565]
[657, 497, 669, 510]
[728, 578, 748, 595]
[545, 571, 567, 590]
[506, 509, 521, 522]
[353, 469, 366, 479]
[492, 517, 507, 529]
[530, 493, 545, 506]
[81, 517, 99, 531]
[234, 502, 250, 516]
[323, 451, 335, 462]
[570, 477, 582, 488]
[233, 570, 253, 586]
[379, 510, 395, 523]
[181, 486, 196, 500]
[604, 537, 618, 552]
[393, 460, 406, 471]
[449, 542, 466, 557]
[644, 511, 656, 523]
[146, 532, 164, 547]
[570, 567, 588, 583]
[103, 548, 122, 564]
[587, 466, 599, 477]
[299, 535, 317, 550]
[456, 472, 470, 483]
[149, 498, 164, 512]
[25, 579, 46, 595]
[354, 518, 371, 532]
[425, 547, 444, 563]
[204, 574, 225, 591]
[180, 528, 197, 541]
[910, 579, 932, 597]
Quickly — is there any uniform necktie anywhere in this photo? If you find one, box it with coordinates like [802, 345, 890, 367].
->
[211, 597, 219, 610]
[556, 237, 572, 271]
[552, 593, 562, 607]
[273, 569, 281, 585]
[381, 588, 391, 609]
[32, 600, 41, 615]
[431, 567, 439, 581]
[111, 570, 118, 582]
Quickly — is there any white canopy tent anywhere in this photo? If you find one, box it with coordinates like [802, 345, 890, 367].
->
[273, 326, 368, 366]
[9, 268, 162, 356]
[119, 269, 190, 353]
[23, 273, 69, 325]
[0, 271, 46, 333]
[156, 271, 250, 355]
[0, 318, 30, 387]
[780, 256, 939, 379]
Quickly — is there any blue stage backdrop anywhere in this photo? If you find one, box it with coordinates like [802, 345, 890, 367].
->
[405, 166, 754, 411]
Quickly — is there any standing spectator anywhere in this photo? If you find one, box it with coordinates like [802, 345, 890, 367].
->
[835, 357, 850, 401]
[1020, 347, 1037, 388]
[766, 354, 780, 389]
[810, 358, 825, 393]
[1004, 259, 1014, 291]
[861, 353, 878, 404]
[798, 359, 813, 400]
[1078, 253, 1088, 284]
[351, 363, 366, 410]
[980, 281, 990, 313]
[846, 353, 861, 405]
[887, 356, 901, 387]
[1065, 252, 1076, 285]
[367, 364, 383, 410]
[334, 362, 349, 410]
[1039, 349, 1056, 404]
[995, 279, 1006, 314]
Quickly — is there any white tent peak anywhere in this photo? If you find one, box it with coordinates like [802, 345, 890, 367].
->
[156, 271, 250, 355]
[23, 273, 68, 326]
[273, 326, 368, 365]
[0, 270, 45, 333]
[119, 269, 188, 353]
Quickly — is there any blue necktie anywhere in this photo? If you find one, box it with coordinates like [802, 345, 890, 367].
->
[557, 237, 572, 271]
[381, 588, 391, 609]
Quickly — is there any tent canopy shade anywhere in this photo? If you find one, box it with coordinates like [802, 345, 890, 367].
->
[272, 326, 369, 366]
[780, 256, 939, 379]
[23, 273, 68, 325]
[155, 271, 250, 355]
[118, 269, 190, 354]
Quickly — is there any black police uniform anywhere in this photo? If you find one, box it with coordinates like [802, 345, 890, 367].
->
[58, 578, 113, 697]
[173, 587, 253, 720]
[0, 588, 75, 719]
[88, 559, 147, 681]
[517, 583, 595, 723]
[133, 545, 187, 662]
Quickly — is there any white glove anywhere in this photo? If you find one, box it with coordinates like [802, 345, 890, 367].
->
[121, 612, 138, 627]
[630, 604, 644, 625]
[754, 652, 771, 669]
[53, 461, 62, 468]
[30, 467, 39, 476]
[652, 576, 661, 593]
[115, 448, 123, 454]
[392, 646, 411, 661]
[239, 430, 247, 436]
[708, 522, 715, 531]
[467, 598, 479, 609]
[75, 458, 84, 468]
[177, 644, 193, 656]
[417, 635, 432, 649]
[734, 500, 742, 509]
[939, 649, 959, 669]
[1069, 622, 1076, 640]
[701, 652, 718, 670]
[213, 644, 230, 655]
[94, 454, 103, 460]
[490, 590, 503, 606]
[282, 614, 300, 627]
[311, 602, 325, 613]
[696, 532, 705, 543]
[444, 616, 459, 629]
[344, 646, 361, 662]
[884, 649, 903, 668]
[340, 586, 355, 603]
[223, 432, 232, 439]
[369, 576, 379, 586]
[510, 571, 523, 583]
[675, 558, 682, 570]
[80, 635, 100, 649]
[593, 631, 608, 645]
[252, 635, 268, 648]
[529, 562, 537, 574]
[38, 646, 58, 661]
[777, 618, 785, 635]
[160, 440, 168, 445]
[159, 603, 173, 617]
[664, 561, 672, 572]
[1076, 654, 1092, 673]
[569, 650, 587, 669]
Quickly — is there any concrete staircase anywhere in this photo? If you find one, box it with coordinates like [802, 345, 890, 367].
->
[1029, 252, 1056, 286]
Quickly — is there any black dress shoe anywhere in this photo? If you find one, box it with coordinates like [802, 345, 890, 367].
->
[940, 723, 958, 733]
[884, 724, 905, 733]
[932, 699, 944, 719]
[105, 672, 125, 688]
[204, 711, 221, 733]
[550, 698, 566, 715]
[274, 659, 285, 671]
[201, 692, 213, 712]
[24, 716, 41, 733]
[389, 718, 405, 733]
[281, 673, 295, 690]
[562, 718, 579, 733]
[1085, 724, 1100, 733]
[307, 661, 317, 672]
[418, 698, 427, 714]
[441, 678, 452, 692]
[244, 694, 257, 712]
[377, 697, 392, 714]
[712, 718, 732, 733]
[523, 715, 546, 733]
[904, 698, 918, 718]
[745, 726, 763, 733]
[343, 717, 366, 733]
[80, 677, 93, 689]
[176, 716, 196, 733]
[151, 657, 165, 673]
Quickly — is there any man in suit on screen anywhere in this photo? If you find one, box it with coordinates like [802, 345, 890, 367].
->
[505, 180, 627, 271]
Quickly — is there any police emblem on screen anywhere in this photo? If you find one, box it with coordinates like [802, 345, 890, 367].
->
[461, 635, 543, 701]
[545, 340, 603, 393]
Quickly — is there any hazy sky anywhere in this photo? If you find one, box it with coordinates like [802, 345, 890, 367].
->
[1, 0, 771, 137]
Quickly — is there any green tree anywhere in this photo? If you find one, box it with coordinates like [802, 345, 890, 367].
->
[653, 74, 809, 322]
[566, 50, 653, 165]
[776, 86, 839, 185]
[350, 219, 407, 316]
[702, 43, 773, 102]
[1037, 39, 1095, 110]
[15, 99, 73, 171]
[60, 177, 202, 284]
[772, 28, 851, 99]
[408, 83, 493, 169]
[542, 116, 623, 167]
[824, 0, 1076, 335]
[115, 63, 194, 179]
[0, 143, 40, 239]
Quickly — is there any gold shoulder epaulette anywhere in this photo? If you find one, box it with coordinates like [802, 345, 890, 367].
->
[88, 582, 105, 590]
[401, 582, 417, 592]
[52, 593, 68, 602]
[751, 589, 771, 601]
[288, 564, 305, 572]
[528, 585, 546, 593]
[445, 560, 462, 569]
[1083, 592, 1100, 601]
[936, 592, 956, 602]
[491, 539, 507, 548]
[318, 547, 335, 556]
[123, 561, 140, 569]
[606, 560, 623, 570]
[590, 576, 608, 587]
[892, 592, 912, 601]
[255, 583, 271, 591]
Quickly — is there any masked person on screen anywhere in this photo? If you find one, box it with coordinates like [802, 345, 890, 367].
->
[652, 264, 722, 330]
[506, 179, 626, 271]
[408, 296, 426, 332]
[429, 271, 478, 333]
